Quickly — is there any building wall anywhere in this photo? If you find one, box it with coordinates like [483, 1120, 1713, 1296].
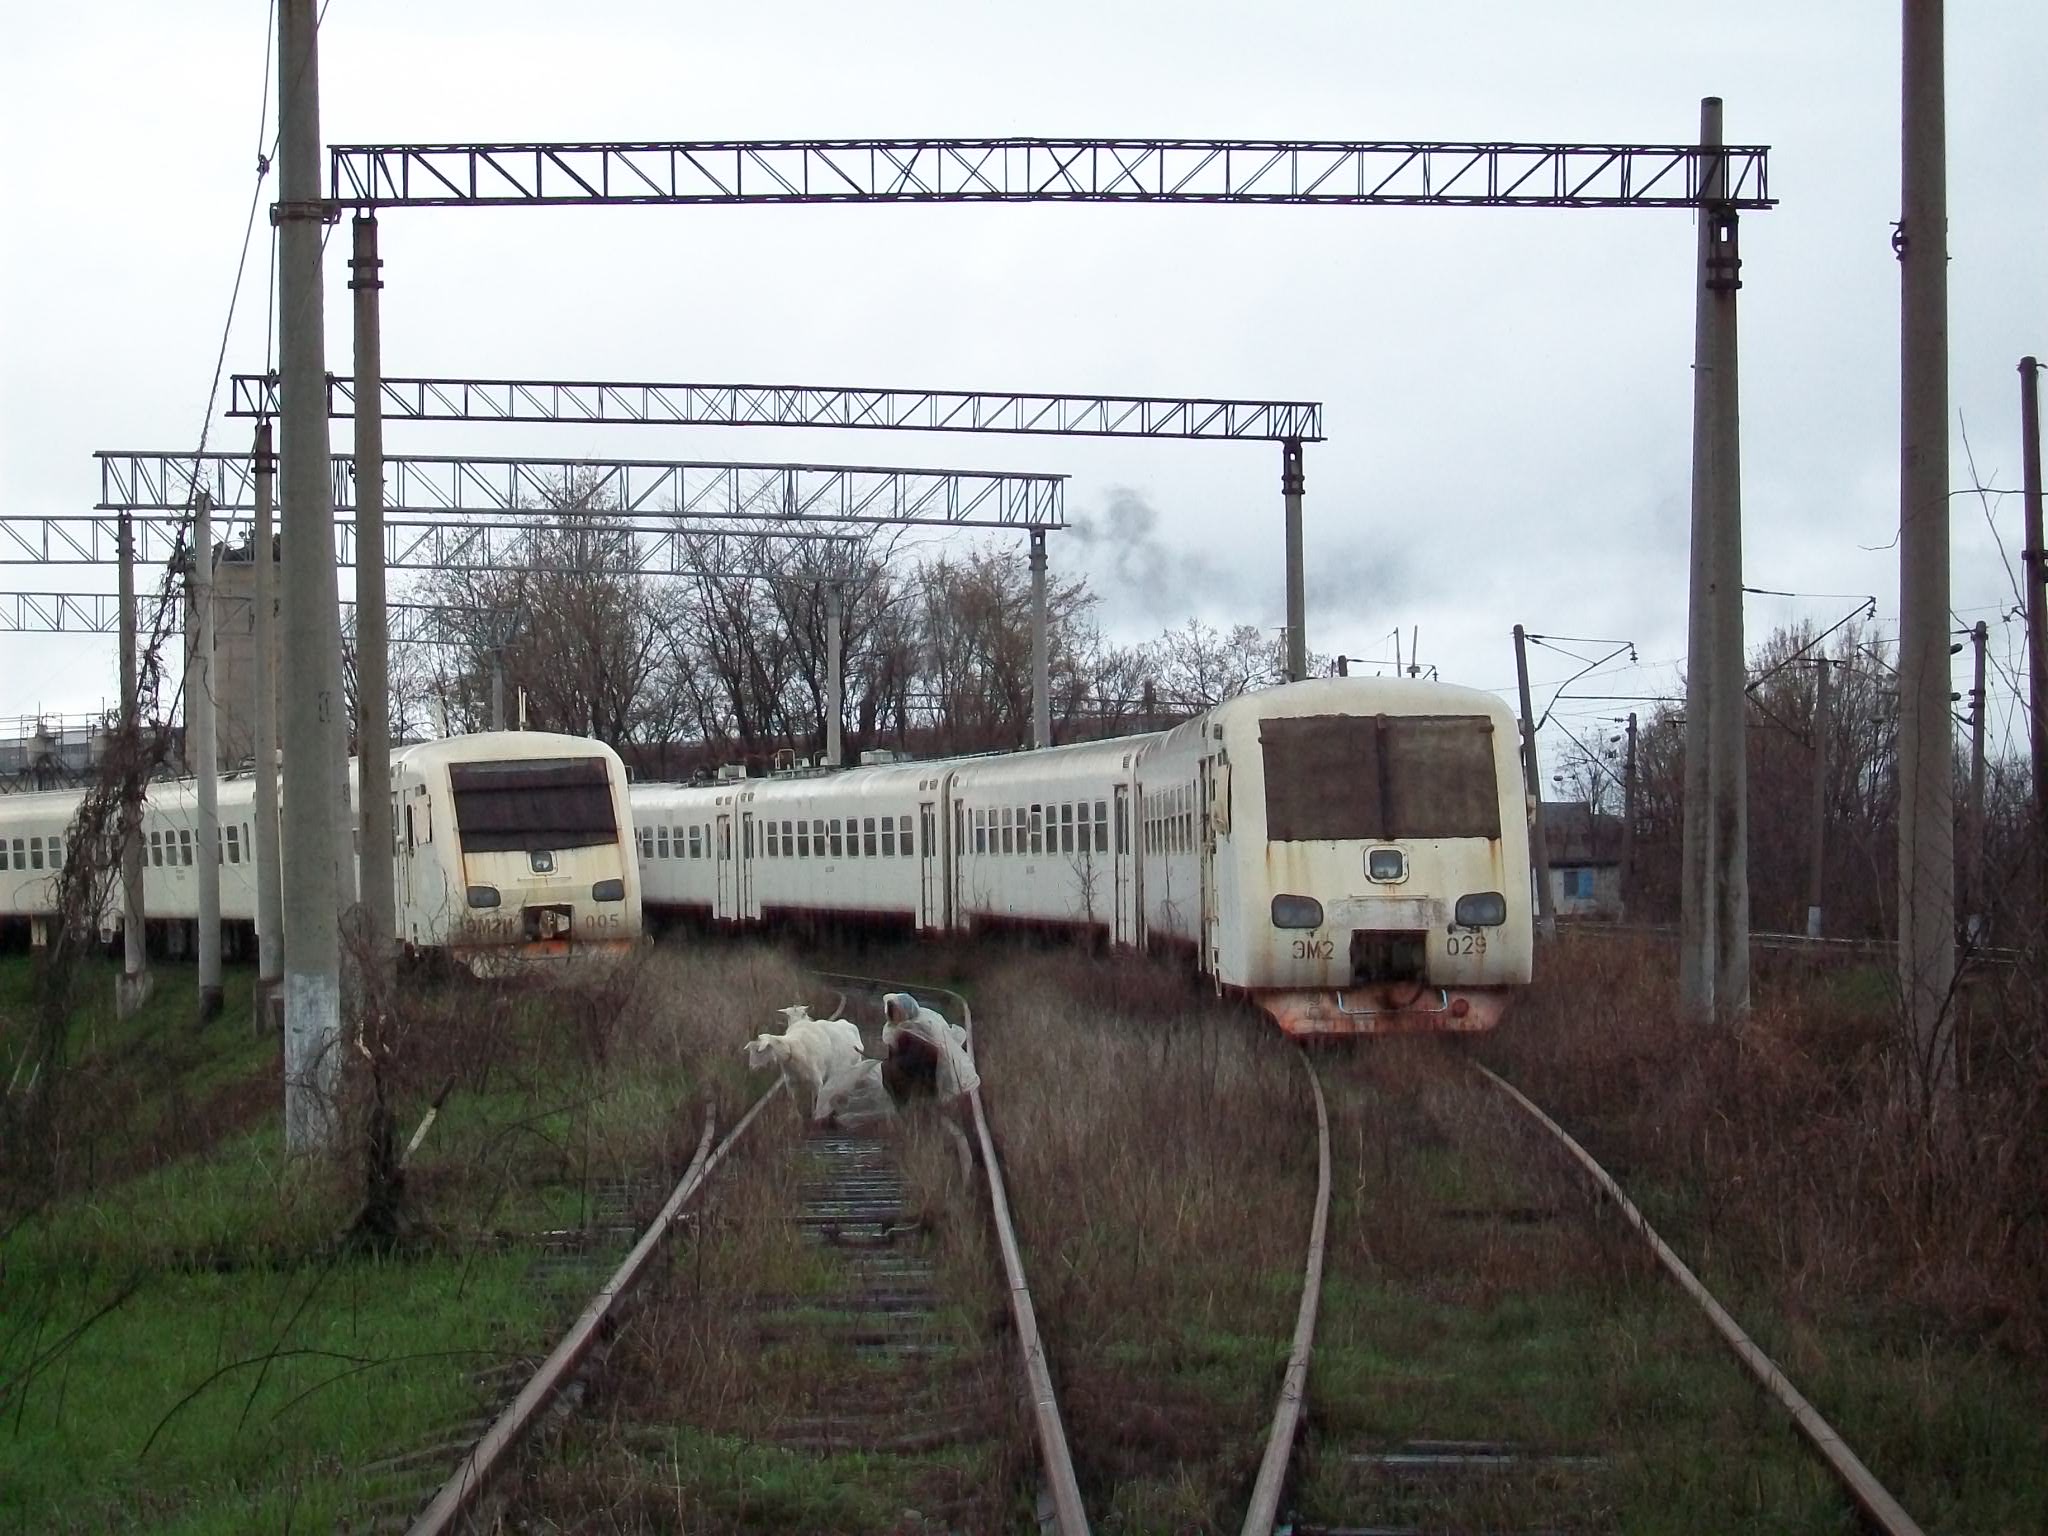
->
[1550, 862, 1623, 920]
[187, 551, 276, 772]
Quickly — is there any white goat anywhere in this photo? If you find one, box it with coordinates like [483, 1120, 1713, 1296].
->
[742, 1004, 867, 1120]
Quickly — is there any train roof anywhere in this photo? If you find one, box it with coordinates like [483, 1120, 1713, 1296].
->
[1208, 675, 1517, 727]
[629, 678, 1517, 803]
[393, 731, 623, 770]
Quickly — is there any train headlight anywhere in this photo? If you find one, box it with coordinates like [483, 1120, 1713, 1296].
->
[466, 885, 501, 910]
[592, 878, 625, 903]
[1366, 847, 1406, 882]
[529, 850, 556, 874]
[1454, 891, 1507, 927]
[1271, 894, 1324, 929]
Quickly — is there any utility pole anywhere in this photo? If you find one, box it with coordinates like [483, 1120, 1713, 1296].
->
[252, 422, 282, 1016]
[1807, 660, 1831, 938]
[1965, 620, 1988, 942]
[1282, 438, 1307, 682]
[1702, 97, 1751, 1017]
[1898, 0, 1955, 1091]
[189, 494, 223, 1019]
[277, 0, 345, 1151]
[1028, 527, 1051, 749]
[1680, 98, 1726, 1026]
[116, 513, 151, 1019]
[2021, 356, 2045, 910]
[351, 213, 393, 984]
[1512, 624, 1557, 939]
[824, 581, 844, 768]
[1620, 712, 1638, 921]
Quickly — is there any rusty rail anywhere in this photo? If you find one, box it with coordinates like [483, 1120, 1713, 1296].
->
[406, 1081, 785, 1536]
[1560, 918, 2019, 970]
[1241, 1050, 1332, 1536]
[809, 970, 1090, 1536]
[1473, 1063, 1926, 1536]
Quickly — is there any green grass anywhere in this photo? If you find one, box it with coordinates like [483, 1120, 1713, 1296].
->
[1, 944, 803, 1530]
[1, 1244, 552, 1532]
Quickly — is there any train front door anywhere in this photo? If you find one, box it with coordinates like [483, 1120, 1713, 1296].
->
[1112, 784, 1135, 947]
[714, 812, 733, 922]
[739, 812, 757, 921]
[917, 802, 940, 931]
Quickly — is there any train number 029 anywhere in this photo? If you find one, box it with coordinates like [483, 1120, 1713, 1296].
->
[1446, 932, 1488, 957]
[1291, 937, 1334, 960]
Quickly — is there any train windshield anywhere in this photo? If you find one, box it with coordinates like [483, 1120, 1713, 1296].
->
[448, 757, 617, 852]
[1260, 714, 1500, 841]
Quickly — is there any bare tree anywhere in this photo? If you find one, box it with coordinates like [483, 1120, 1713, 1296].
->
[420, 471, 686, 748]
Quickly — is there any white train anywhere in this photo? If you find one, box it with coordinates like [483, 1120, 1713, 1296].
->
[632, 677, 1534, 1035]
[0, 731, 642, 973]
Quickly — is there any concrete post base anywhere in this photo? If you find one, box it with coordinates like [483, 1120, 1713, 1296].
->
[116, 970, 154, 1019]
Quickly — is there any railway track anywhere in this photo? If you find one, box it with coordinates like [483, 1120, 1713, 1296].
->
[1561, 917, 2021, 971]
[387, 971, 1087, 1534]
[1242, 1043, 1926, 1536]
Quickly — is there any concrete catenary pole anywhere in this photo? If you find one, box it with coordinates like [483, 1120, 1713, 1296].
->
[277, 0, 346, 1150]
[1620, 712, 1638, 921]
[1807, 659, 1832, 938]
[1282, 438, 1307, 682]
[1965, 620, 1987, 942]
[1512, 624, 1557, 939]
[824, 581, 844, 768]
[1678, 97, 1725, 1025]
[189, 493, 223, 1018]
[1897, 0, 1956, 1090]
[351, 213, 393, 982]
[1703, 99, 1751, 1019]
[1028, 527, 1051, 749]
[2020, 357, 2046, 906]
[252, 422, 283, 1007]
[116, 513, 151, 1018]
[490, 651, 505, 731]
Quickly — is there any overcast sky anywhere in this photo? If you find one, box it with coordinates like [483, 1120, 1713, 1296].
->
[4, 1, 2044, 778]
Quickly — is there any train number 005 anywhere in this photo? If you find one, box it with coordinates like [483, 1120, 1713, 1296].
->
[1446, 932, 1488, 957]
[1291, 937, 1334, 960]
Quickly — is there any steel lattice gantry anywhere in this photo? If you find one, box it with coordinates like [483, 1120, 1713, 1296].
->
[94, 451, 1064, 529]
[327, 138, 1772, 210]
[0, 515, 860, 575]
[227, 374, 1323, 443]
[0, 592, 492, 645]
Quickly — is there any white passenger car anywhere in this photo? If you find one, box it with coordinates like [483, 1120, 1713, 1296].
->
[633, 677, 1534, 1036]
[0, 731, 641, 973]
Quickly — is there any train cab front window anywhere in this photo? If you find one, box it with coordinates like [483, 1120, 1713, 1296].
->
[1260, 715, 1500, 842]
[449, 757, 616, 854]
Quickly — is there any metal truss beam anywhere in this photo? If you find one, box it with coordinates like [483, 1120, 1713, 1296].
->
[329, 138, 1771, 210]
[226, 373, 1325, 443]
[0, 593, 493, 645]
[94, 452, 1065, 530]
[0, 517, 857, 575]
[0, 591, 127, 633]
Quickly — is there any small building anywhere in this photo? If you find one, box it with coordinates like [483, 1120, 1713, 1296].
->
[1542, 801, 1626, 920]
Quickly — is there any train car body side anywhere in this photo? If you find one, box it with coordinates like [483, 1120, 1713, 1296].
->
[0, 731, 641, 974]
[630, 677, 1535, 1037]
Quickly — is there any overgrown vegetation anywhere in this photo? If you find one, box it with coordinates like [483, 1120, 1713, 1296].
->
[972, 951, 1313, 1530]
[0, 942, 806, 1531]
[1480, 932, 2048, 1531]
